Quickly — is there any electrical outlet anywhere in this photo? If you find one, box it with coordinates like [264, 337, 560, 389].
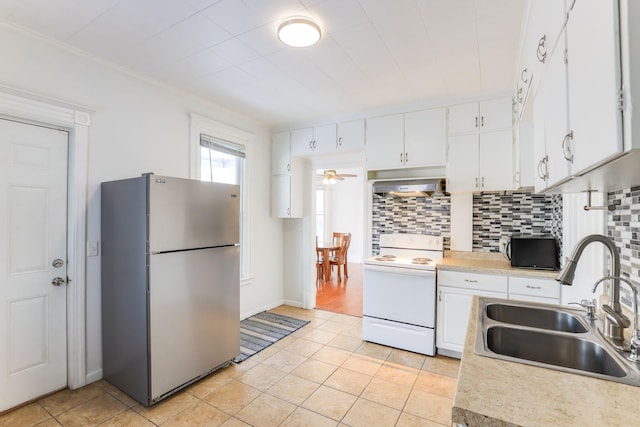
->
[87, 241, 99, 257]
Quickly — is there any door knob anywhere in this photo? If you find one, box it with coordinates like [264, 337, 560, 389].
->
[52, 259, 64, 268]
[51, 277, 66, 286]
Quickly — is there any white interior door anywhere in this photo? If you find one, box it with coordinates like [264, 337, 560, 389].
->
[0, 118, 68, 411]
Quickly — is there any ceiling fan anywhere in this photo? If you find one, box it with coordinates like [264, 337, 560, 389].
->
[320, 169, 358, 184]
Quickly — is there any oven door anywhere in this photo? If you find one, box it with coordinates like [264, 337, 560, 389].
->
[363, 264, 435, 328]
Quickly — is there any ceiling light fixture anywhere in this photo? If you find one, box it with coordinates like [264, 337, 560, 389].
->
[322, 176, 336, 185]
[277, 16, 321, 48]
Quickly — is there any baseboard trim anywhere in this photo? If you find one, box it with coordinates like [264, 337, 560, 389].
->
[85, 368, 103, 385]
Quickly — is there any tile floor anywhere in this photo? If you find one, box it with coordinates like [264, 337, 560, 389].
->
[0, 306, 460, 427]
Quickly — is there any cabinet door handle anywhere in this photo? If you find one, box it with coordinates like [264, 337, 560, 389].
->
[287, 163, 290, 172]
[481, 116, 484, 127]
[537, 159, 545, 180]
[309, 140, 313, 149]
[562, 131, 574, 162]
[475, 116, 479, 128]
[475, 177, 479, 188]
[521, 67, 528, 84]
[405, 152, 408, 163]
[537, 34, 547, 63]
[338, 136, 342, 146]
[464, 279, 478, 283]
[526, 285, 542, 290]
[439, 291, 442, 302]
[537, 156, 549, 180]
[481, 177, 485, 188]
[287, 207, 290, 216]
[400, 152, 403, 163]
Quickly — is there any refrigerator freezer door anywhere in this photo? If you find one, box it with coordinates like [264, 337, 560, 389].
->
[148, 176, 239, 253]
[149, 246, 240, 402]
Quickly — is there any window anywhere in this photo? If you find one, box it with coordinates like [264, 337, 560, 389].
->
[200, 136, 244, 184]
[199, 135, 248, 278]
[191, 114, 252, 282]
[316, 188, 325, 245]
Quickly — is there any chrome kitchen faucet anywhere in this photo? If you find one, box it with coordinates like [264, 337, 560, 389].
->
[556, 234, 629, 346]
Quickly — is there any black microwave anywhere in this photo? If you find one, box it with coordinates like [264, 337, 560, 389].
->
[506, 236, 559, 270]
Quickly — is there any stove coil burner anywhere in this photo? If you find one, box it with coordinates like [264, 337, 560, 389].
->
[380, 255, 396, 258]
[374, 256, 396, 262]
[411, 257, 432, 265]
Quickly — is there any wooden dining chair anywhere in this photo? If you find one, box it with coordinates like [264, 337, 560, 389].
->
[330, 233, 351, 281]
[331, 232, 351, 278]
[315, 236, 324, 285]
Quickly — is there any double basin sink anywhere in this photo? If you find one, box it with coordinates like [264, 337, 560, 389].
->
[475, 298, 640, 386]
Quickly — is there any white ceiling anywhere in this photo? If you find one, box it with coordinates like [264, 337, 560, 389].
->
[0, 0, 525, 127]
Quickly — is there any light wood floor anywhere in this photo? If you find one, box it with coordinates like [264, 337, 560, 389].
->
[315, 263, 363, 317]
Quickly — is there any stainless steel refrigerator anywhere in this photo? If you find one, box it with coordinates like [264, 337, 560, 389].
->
[101, 174, 240, 406]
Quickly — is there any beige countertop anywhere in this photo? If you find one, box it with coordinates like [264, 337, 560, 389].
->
[437, 251, 559, 279]
[452, 296, 640, 427]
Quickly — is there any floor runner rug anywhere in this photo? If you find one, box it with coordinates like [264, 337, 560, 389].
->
[234, 311, 310, 363]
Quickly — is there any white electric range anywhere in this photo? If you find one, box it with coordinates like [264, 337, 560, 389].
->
[362, 233, 443, 356]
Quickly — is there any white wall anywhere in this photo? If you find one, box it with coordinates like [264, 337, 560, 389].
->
[329, 166, 365, 263]
[0, 25, 284, 383]
[561, 192, 606, 305]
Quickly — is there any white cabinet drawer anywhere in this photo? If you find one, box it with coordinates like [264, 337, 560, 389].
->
[509, 276, 560, 299]
[437, 270, 508, 293]
[363, 316, 435, 356]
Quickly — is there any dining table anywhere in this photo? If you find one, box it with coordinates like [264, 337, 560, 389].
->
[316, 242, 340, 282]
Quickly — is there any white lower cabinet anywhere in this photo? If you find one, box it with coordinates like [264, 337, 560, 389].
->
[436, 285, 506, 357]
[436, 270, 561, 357]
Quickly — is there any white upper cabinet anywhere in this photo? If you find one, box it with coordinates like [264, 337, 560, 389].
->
[404, 108, 447, 166]
[448, 131, 513, 192]
[365, 114, 405, 169]
[539, 30, 572, 189]
[480, 130, 515, 191]
[566, 0, 622, 175]
[448, 103, 480, 134]
[337, 119, 365, 151]
[366, 109, 447, 170]
[447, 134, 479, 191]
[449, 98, 512, 135]
[291, 124, 337, 156]
[525, 0, 568, 99]
[447, 97, 513, 192]
[529, 0, 624, 193]
[272, 131, 291, 175]
[271, 131, 303, 218]
[271, 172, 303, 218]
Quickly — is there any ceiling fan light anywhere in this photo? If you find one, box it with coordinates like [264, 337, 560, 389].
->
[277, 17, 321, 48]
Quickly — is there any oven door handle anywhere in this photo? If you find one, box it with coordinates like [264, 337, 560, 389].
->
[364, 264, 435, 277]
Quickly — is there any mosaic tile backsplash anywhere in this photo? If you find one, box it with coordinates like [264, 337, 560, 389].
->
[608, 187, 640, 307]
[372, 191, 562, 255]
[372, 193, 451, 253]
[473, 192, 563, 253]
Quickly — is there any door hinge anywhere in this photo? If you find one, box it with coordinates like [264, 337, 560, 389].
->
[618, 89, 625, 111]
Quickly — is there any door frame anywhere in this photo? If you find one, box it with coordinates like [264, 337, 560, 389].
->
[0, 86, 90, 390]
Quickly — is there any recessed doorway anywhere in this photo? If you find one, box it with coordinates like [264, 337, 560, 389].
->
[313, 166, 364, 317]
